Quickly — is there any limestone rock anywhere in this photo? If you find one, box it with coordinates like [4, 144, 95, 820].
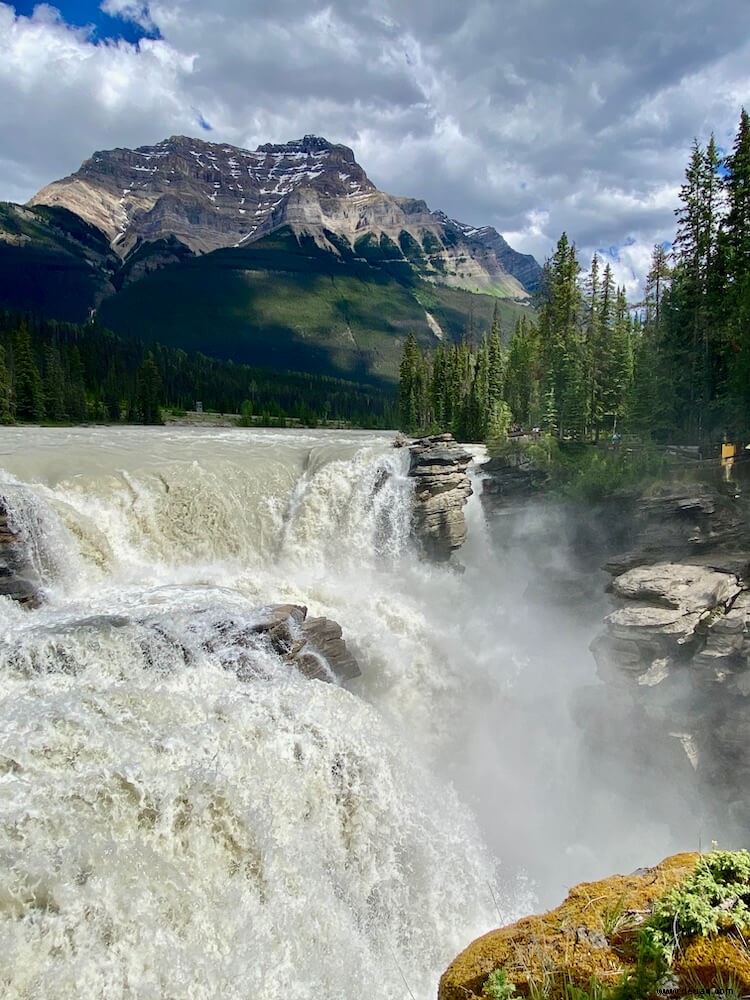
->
[299, 615, 360, 682]
[479, 445, 548, 510]
[592, 480, 750, 830]
[610, 563, 741, 611]
[406, 434, 473, 562]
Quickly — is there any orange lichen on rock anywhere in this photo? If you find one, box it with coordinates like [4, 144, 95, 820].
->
[438, 853, 699, 1000]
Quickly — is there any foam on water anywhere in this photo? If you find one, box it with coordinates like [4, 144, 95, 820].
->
[0, 427, 535, 1000]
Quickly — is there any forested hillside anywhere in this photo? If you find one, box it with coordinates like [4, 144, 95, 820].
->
[0, 313, 396, 427]
[399, 110, 750, 445]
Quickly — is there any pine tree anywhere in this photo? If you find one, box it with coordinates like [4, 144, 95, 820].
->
[43, 346, 67, 422]
[721, 109, 750, 430]
[538, 233, 584, 437]
[503, 316, 539, 427]
[644, 244, 671, 330]
[670, 135, 724, 433]
[0, 346, 13, 424]
[66, 345, 88, 423]
[13, 326, 45, 421]
[398, 332, 422, 432]
[137, 353, 163, 425]
[487, 305, 504, 407]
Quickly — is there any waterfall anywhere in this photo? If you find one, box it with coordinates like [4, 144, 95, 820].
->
[0, 427, 524, 1000]
[0, 425, 691, 1000]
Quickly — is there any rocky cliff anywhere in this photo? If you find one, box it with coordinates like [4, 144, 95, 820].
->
[27, 134, 540, 297]
[588, 482, 750, 833]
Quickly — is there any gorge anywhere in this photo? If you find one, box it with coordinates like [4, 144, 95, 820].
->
[0, 426, 746, 1000]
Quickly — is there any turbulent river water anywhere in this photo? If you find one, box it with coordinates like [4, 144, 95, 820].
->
[0, 427, 689, 1000]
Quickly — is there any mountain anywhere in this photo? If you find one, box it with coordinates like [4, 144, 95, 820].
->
[1, 134, 541, 384]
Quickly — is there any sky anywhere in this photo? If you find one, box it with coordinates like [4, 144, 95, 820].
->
[1, 0, 749, 297]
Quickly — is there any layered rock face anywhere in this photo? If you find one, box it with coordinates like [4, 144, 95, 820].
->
[406, 434, 474, 562]
[28, 134, 540, 296]
[590, 482, 750, 829]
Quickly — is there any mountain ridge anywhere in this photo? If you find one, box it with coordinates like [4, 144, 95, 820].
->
[1, 134, 540, 386]
[28, 133, 541, 297]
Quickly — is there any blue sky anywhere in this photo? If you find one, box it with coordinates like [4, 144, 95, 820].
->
[1, 0, 749, 295]
[10, 1, 159, 43]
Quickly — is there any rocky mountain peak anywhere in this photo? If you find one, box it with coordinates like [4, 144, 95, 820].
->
[27, 133, 541, 295]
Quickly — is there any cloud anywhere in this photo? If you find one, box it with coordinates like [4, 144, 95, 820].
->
[1, 0, 749, 292]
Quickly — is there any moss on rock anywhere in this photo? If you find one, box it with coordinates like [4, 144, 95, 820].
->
[439, 853, 750, 1000]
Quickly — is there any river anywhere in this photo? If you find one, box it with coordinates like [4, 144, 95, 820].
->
[0, 427, 689, 999]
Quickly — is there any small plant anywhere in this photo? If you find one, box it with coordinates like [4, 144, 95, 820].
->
[600, 894, 630, 939]
[564, 977, 609, 1000]
[484, 967, 520, 1000]
[644, 849, 750, 965]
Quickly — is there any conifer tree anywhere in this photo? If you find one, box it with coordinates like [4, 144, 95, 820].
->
[0, 346, 13, 424]
[13, 326, 45, 421]
[137, 353, 163, 425]
[538, 233, 585, 437]
[487, 306, 504, 408]
[66, 346, 88, 423]
[43, 346, 67, 422]
[721, 109, 750, 428]
[644, 244, 671, 329]
[398, 332, 422, 432]
[503, 316, 539, 427]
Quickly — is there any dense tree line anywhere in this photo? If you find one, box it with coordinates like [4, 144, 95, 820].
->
[0, 313, 397, 427]
[399, 250, 634, 442]
[398, 304, 510, 440]
[400, 109, 750, 445]
[640, 110, 750, 440]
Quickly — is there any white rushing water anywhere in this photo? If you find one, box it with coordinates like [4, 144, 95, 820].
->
[0, 427, 687, 1000]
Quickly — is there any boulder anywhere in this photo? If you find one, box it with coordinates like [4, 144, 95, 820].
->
[0, 494, 43, 608]
[610, 563, 741, 611]
[208, 603, 361, 684]
[406, 434, 473, 561]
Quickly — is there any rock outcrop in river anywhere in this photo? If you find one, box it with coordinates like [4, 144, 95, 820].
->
[0, 494, 42, 607]
[403, 433, 474, 562]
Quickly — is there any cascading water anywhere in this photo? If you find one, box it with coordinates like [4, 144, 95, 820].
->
[0, 427, 520, 1000]
[0, 426, 691, 999]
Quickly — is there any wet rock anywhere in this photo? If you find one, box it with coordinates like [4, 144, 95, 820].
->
[593, 480, 750, 823]
[406, 434, 473, 562]
[479, 445, 548, 509]
[219, 604, 361, 684]
[300, 615, 360, 682]
[0, 494, 43, 608]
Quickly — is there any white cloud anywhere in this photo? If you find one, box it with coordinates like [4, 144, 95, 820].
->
[1, 0, 749, 294]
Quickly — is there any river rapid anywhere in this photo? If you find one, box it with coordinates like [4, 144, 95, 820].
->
[0, 427, 688, 1000]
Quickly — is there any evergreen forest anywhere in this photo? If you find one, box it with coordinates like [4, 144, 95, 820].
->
[398, 110, 750, 446]
[0, 312, 396, 428]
